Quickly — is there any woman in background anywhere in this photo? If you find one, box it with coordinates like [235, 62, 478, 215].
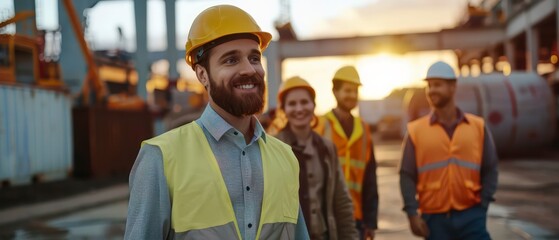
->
[274, 76, 357, 240]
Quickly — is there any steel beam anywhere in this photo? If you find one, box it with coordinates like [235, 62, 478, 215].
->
[165, 0, 178, 79]
[263, 43, 281, 109]
[134, 0, 148, 99]
[276, 27, 505, 59]
[526, 26, 539, 72]
[506, 0, 556, 38]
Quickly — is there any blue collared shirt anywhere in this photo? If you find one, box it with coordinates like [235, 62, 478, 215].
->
[195, 105, 266, 239]
[125, 104, 309, 239]
[429, 107, 469, 138]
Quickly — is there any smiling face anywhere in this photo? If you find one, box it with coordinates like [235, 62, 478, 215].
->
[282, 88, 315, 129]
[426, 79, 456, 109]
[333, 81, 359, 112]
[196, 38, 266, 117]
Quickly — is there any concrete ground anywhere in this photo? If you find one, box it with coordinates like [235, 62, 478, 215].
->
[373, 139, 559, 240]
[0, 138, 558, 239]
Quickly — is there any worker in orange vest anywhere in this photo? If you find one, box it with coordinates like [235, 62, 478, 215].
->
[316, 66, 378, 240]
[400, 61, 499, 240]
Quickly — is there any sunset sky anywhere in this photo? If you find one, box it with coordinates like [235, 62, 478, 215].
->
[0, 0, 476, 114]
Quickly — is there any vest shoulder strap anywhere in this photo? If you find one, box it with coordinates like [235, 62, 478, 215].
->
[464, 113, 484, 128]
[407, 115, 430, 144]
[142, 122, 198, 161]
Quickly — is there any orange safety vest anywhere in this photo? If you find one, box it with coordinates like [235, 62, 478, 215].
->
[316, 110, 372, 220]
[407, 113, 484, 214]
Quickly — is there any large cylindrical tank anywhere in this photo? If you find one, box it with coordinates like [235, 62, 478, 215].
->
[403, 72, 556, 154]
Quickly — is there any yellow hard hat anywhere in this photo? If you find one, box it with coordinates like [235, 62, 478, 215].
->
[278, 76, 316, 106]
[185, 5, 272, 67]
[333, 66, 361, 85]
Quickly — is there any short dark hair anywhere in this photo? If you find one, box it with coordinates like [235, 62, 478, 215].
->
[332, 79, 345, 91]
[332, 79, 359, 91]
[195, 48, 212, 72]
[426, 79, 457, 85]
[191, 33, 259, 69]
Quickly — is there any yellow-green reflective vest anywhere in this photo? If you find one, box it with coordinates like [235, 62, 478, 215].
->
[144, 122, 299, 239]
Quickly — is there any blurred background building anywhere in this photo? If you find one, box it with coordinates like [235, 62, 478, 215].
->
[0, 0, 558, 239]
[0, 0, 557, 185]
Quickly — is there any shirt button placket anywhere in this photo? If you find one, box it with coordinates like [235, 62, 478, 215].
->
[242, 147, 254, 238]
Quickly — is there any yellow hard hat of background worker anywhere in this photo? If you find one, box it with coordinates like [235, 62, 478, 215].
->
[185, 5, 272, 67]
[333, 66, 362, 86]
[278, 76, 316, 107]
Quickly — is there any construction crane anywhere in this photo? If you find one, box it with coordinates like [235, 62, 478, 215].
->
[61, 0, 144, 110]
[1, 0, 152, 180]
[276, 0, 291, 27]
[0, 11, 63, 88]
[275, 0, 297, 40]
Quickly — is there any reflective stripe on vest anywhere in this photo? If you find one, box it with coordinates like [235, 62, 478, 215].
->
[144, 122, 299, 239]
[418, 157, 481, 173]
[407, 113, 484, 214]
[318, 110, 371, 220]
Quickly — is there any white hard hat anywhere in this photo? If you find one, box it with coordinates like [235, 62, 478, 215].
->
[425, 61, 456, 80]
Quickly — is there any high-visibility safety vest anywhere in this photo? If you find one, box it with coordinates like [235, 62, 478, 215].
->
[144, 122, 299, 239]
[407, 113, 484, 214]
[316, 111, 372, 220]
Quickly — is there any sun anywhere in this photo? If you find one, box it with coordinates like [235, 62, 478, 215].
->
[282, 54, 416, 115]
[356, 53, 413, 100]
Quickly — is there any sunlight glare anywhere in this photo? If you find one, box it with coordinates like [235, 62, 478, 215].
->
[356, 53, 412, 100]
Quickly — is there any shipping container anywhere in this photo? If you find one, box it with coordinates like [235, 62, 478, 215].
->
[0, 84, 72, 186]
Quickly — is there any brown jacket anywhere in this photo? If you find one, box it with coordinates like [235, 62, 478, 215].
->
[276, 127, 358, 240]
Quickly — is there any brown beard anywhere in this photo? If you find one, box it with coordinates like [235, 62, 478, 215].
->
[336, 97, 357, 112]
[428, 93, 451, 108]
[209, 73, 265, 117]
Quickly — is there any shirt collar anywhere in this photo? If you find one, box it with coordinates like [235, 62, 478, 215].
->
[429, 107, 469, 125]
[198, 104, 267, 142]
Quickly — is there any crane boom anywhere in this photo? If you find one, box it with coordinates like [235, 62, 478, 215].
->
[61, 0, 105, 105]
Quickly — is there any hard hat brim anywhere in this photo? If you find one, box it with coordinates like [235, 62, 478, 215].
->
[333, 78, 362, 86]
[186, 31, 272, 67]
[424, 77, 457, 81]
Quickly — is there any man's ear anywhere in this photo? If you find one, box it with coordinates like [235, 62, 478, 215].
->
[195, 64, 209, 89]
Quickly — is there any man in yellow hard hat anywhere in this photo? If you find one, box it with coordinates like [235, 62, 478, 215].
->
[125, 5, 309, 239]
[400, 61, 498, 239]
[316, 66, 378, 239]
